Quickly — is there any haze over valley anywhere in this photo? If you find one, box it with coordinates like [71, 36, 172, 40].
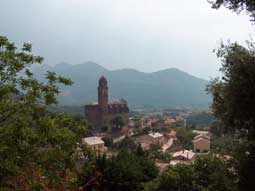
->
[1, 0, 255, 190]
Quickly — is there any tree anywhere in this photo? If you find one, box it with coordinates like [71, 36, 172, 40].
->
[93, 147, 158, 191]
[111, 116, 125, 127]
[146, 144, 171, 162]
[210, 134, 236, 153]
[76, 146, 99, 191]
[186, 111, 214, 128]
[156, 164, 196, 191]
[207, 41, 255, 190]
[146, 155, 235, 191]
[115, 136, 138, 151]
[102, 136, 113, 147]
[176, 127, 195, 150]
[207, 41, 255, 138]
[133, 115, 141, 128]
[193, 155, 237, 191]
[0, 36, 89, 190]
[208, 0, 255, 189]
[210, 0, 255, 21]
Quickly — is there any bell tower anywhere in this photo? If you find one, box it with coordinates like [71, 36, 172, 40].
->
[98, 76, 108, 112]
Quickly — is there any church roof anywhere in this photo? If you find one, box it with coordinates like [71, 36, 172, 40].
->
[86, 101, 99, 106]
[86, 98, 128, 106]
[109, 99, 127, 105]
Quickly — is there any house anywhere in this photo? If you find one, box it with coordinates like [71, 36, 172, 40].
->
[162, 138, 174, 152]
[192, 134, 210, 153]
[146, 118, 160, 126]
[192, 130, 210, 136]
[175, 116, 187, 127]
[148, 132, 165, 145]
[164, 128, 176, 138]
[135, 132, 166, 150]
[121, 125, 134, 137]
[156, 162, 170, 173]
[128, 117, 135, 128]
[82, 136, 106, 153]
[193, 133, 210, 140]
[172, 149, 196, 161]
[164, 117, 176, 125]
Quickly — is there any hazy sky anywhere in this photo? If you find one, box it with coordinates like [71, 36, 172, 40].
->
[0, 0, 253, 79]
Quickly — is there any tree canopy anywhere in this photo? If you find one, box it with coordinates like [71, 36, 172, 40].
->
[111, 116, 125, 127]
[207, 40, 255, 190]
[207, 0, 255, 189]
[145, 155, 235, 191]
[210, 0, 255, 21]
[207, 41, 255, 138]
[97, 149, 158, 191]
[0, 36, 89, 190]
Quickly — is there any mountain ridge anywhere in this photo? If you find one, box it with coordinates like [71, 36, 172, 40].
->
[31, 62, 211, 108]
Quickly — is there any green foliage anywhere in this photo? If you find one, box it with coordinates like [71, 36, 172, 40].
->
[176, 127, 195, 150]
[210, 0, 255, 21]
[209, 120, 225, 136]
[133, 127, 143, 135]
[160, 124, 172, 132]
[207, 41, 255, 137]
[147, 145, 172, 162]
[96, 149, 158, 191]
[142, 126, 153, 134]
[147, 155, 236, 191]
[49, 112, 88, 138]
[133, 125, 153, 136]
[193, 155, 236, 191]
[0, 36, 89, 190]
[100, 150, 143, 191]
[207, 41, 255, 190]
[157, 164, 195, 191]
[102, 136, 114, 147]
[143, 179, 160, 191]
[114, 137, 138, 151]
[232, 141, 255, 191]
[210, 134, 237, 154]
[76, 145, 98, 190]
[111, 116, 125, 127]
[133, 115, 141, 128]
[187, 111, 214, 128]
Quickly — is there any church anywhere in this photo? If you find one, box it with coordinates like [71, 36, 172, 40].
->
[85, 76, 129, 130]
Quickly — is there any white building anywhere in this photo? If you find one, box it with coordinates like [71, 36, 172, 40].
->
[192, 134, 210, 153]
[135, 132, 166, 150]
[82, 136, 106, 153]
[172, 150, 196, 161]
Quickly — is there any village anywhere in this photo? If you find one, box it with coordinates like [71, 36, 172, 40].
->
[82, 76, 212, 172]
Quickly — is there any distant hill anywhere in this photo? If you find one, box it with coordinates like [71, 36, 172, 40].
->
[31, 62, 211, 108]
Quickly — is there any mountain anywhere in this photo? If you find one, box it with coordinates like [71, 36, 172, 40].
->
[31, 62, 211, 108]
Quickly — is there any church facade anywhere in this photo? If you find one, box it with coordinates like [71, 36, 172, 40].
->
[85, 76, 129, 130]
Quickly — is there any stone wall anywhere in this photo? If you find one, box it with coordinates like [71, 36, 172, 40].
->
[85, 105, 102, 128]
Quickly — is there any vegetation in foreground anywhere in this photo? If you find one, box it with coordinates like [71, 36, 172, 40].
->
[0, 36, 89, 190]
[0, 33, 253, 191]
[1, 0, 255, 190]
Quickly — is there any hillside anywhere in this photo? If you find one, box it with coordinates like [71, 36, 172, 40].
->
[31, 62, 211, 108]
